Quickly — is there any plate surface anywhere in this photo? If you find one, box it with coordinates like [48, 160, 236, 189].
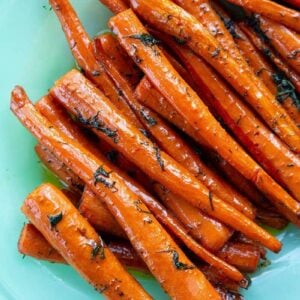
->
[0, 1, 299, 299]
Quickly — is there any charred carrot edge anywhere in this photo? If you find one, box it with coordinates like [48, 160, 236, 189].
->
[110, 9, 300, 226]
[153, 183, 233, 252]
[11, 87, 224, 296]
[95, 38, 256, 219]
[49, 0, 142, 129]
[211, 2, 300, 127]
[256, 208, 289, 230]
[159, 33, 300, 203]
[129, 0, 300, 153]
[217, 242, 260, 273]
[226, 0, 300, 32]
[95, 33, 143, 88]
[282, 0, 300, 9]
[21, 183, 150, 298]
[35, 143, 84, 194]
[99, 0, 129, 14]
[258, 16, 300, 75]
[51, 70, 281, 256]
[79, 187, 126, 238]
[18, 223, 148, 271]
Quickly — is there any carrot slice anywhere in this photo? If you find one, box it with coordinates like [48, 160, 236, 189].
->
[11, 86, 225, 297]
[109, 9, 300, 226]
[226, 0, 300, 32]
[99, 0, 129, 14]
[127, 1, 300, 152]
[21, 183, 151, 298]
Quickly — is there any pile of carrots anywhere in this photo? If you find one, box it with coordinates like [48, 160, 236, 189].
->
[11, 0, 300, 299]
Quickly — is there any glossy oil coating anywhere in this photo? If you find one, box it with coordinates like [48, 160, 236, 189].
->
[21, 183, 151, 299]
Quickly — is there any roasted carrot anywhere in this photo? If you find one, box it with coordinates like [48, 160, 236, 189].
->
[11, 87, 227, 296]
[18, 223, 148, 271]
[258, 16, 300, 75]
[79, 187, 126, 238]
[282, 0, 300, 9]
[160, 33, 300, 203]
[35, 143, 84, 194]
[51, 69, 281, 254]
[226, 0, 300, 32]
[154, 183, 233, 252]
[96, 38, 255, 218]
[128, 1, 300, 152]
[256, 208, 289, 230]
[21, 183, 150, 298]
[99, 0, 128, 14]
[49, 0, 142, 129]
[110, 9, 300, 225]
[94, 33, 143, 88]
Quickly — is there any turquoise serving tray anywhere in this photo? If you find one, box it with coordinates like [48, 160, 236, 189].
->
[0, 1, 299, 299]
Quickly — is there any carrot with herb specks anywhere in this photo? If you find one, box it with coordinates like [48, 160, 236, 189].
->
[12, 86, 223, 297]
[99, 0, 128, 14]
[128, 1, 300, 152]
[21, 183, 151, 298]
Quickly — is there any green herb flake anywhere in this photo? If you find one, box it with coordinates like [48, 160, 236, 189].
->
[129, 34, 160, 47]
[140, 109, 157, 127]
[91, 239, 105, 260]
[173, 36, 188, 45]
[211, 48, 220, 58]
[48, 212, 63, 230]
[94, 165, 112, 178]
[159, 249, 195, 270]
[154, 146, 165, 170]
[106, 150, 119, 164]
[134, 199, 152, 214]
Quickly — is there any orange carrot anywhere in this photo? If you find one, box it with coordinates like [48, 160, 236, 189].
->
[128, 1, 300, 152]
[226, 0, 300, 32]
[11, 86, 231, 294]
[94, 33, 143, 88]
[154, 183, 233, 252]
[159, 33, 300, 203]
[258, 16, 300, 75]
[99, 0, 129, 14]
[49, 0, 142, 129]
[19, 223, 148, 271]
[109, 9, 300, 225]
[256, 208, 289, 230]
[51, 69, 281, 254]
[95, 38, 255, 218]
[79, 187, 126, 238]
[21, 183, 151, 298]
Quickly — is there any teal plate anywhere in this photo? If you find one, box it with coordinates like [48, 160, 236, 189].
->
[0, 1, 299, 299]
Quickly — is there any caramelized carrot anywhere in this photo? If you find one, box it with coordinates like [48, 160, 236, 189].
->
[256, 208, 289, 230]
[96, 38, 255, 218]
[109, 9, 300, 226]
[128, 1, 300, 152]
[258, 17, 300, 75]
[21, 183, 151, 298]
[154, 183, 233, 252]
[11, 86, 228, 295]
[99, 0, 128, 14]
[51, 70, 281, 253]
[49, 0, 142, 128]
[19, 223, 148, 271]
[94, 33, 143, 88]
[226, 0, 300, 32]
[79, 187, 126, 238]
[160, 33, 300, 203]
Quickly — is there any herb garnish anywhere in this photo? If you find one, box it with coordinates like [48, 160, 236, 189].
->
[211, 48, 220, 58]
[106, 150, 119, 164]
[222, 18, 241, 40]
[134, 199, 152, 214]
[246, 15, 269, 43]
[94, 167, 118, 192]
[139, 128, 151, 138]
[159, 249, 195, 270]
[153, 146, 164, 170]
[48, 212, 63, 230]
[91, 239, 105, 260]
[140, 109, 157, 126]
[76, 110, 119, 143]
[173, 36, 188, 45]
[208, 191, 214, 211]
[129, 34, 160, 47]
[94, 165, 112, 178]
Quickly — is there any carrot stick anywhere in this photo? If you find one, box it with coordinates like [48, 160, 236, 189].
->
[94, 33, 143, 88]
[256, 208, 289, 230]
[258, 16, 300, 75]
[51, 69, 281, 254]
[95, 38, 255, 218]
[159, 33, 300, 203]
[128, 1, 300, 153]
[217, 242, 260, 273]
[11, 87, 227, 296]
[109, 9, 300, 225]
[99, 0, 128, 14]
[21, 183, 151, 298]
[153, 183, 233, 252]
[226, 0, 300, 32]
[49, 0, 142, 129]
[211, 3, 300, 127]
[79, 187, 126, 238]
[19, 223, 148, 271]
